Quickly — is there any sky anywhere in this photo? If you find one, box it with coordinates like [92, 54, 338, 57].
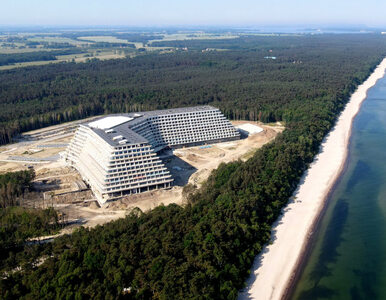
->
[1, 0, 386, 27]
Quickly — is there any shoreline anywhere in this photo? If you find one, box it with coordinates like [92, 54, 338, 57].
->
[238, 57, 386, 300]
[281, 88, 360, 299]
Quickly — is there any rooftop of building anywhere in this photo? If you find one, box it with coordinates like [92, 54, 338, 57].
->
[85, 105, 219, 147]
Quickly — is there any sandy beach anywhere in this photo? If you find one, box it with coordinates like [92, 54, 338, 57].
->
[239, 57, 386, 300]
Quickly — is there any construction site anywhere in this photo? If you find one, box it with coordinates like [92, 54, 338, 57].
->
[0, 115, 284, 233]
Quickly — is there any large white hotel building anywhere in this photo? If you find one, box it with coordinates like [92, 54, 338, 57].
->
[64, 106, 240, 205]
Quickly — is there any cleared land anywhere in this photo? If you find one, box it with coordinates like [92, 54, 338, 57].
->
[0, 118, 283, 232]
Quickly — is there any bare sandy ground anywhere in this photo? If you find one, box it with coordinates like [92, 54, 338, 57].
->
[239, 58, 386, 300]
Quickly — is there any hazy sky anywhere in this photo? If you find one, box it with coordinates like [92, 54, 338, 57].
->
[1, 0, 386, 27]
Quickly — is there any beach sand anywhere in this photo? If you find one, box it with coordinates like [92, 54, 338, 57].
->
[238, 58, 386, 300]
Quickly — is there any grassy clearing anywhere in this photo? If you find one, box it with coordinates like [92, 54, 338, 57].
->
[91, 52, 126, 61]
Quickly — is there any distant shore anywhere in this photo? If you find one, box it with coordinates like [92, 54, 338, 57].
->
[239, 57, 386, 300]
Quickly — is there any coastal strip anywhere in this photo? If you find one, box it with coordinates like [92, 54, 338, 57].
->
[238, 58, 386, 300]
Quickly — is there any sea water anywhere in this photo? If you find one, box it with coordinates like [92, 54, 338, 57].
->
[291, 73, 386, 299]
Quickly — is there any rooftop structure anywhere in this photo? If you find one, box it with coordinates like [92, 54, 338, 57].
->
[64, 105, 240, 205]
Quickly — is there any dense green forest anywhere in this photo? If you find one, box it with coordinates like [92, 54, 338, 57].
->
[1, 35, 386, 299]
[0, 170, 59, 277]
[1, 35, 385, 144]
[0, 207, 59, 272]
[0, 170, 35, 208]
[0, 49, 84, 66]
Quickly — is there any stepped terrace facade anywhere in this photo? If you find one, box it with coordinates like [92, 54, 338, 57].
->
[64, 106, 240, 205]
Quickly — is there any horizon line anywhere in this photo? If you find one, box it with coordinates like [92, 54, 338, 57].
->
[0, 23, 385, 30]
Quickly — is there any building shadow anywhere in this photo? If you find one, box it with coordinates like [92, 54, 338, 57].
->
[159, 150, 197, 186]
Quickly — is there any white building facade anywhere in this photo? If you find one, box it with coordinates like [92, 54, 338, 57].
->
[64, 106, 240, 205]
